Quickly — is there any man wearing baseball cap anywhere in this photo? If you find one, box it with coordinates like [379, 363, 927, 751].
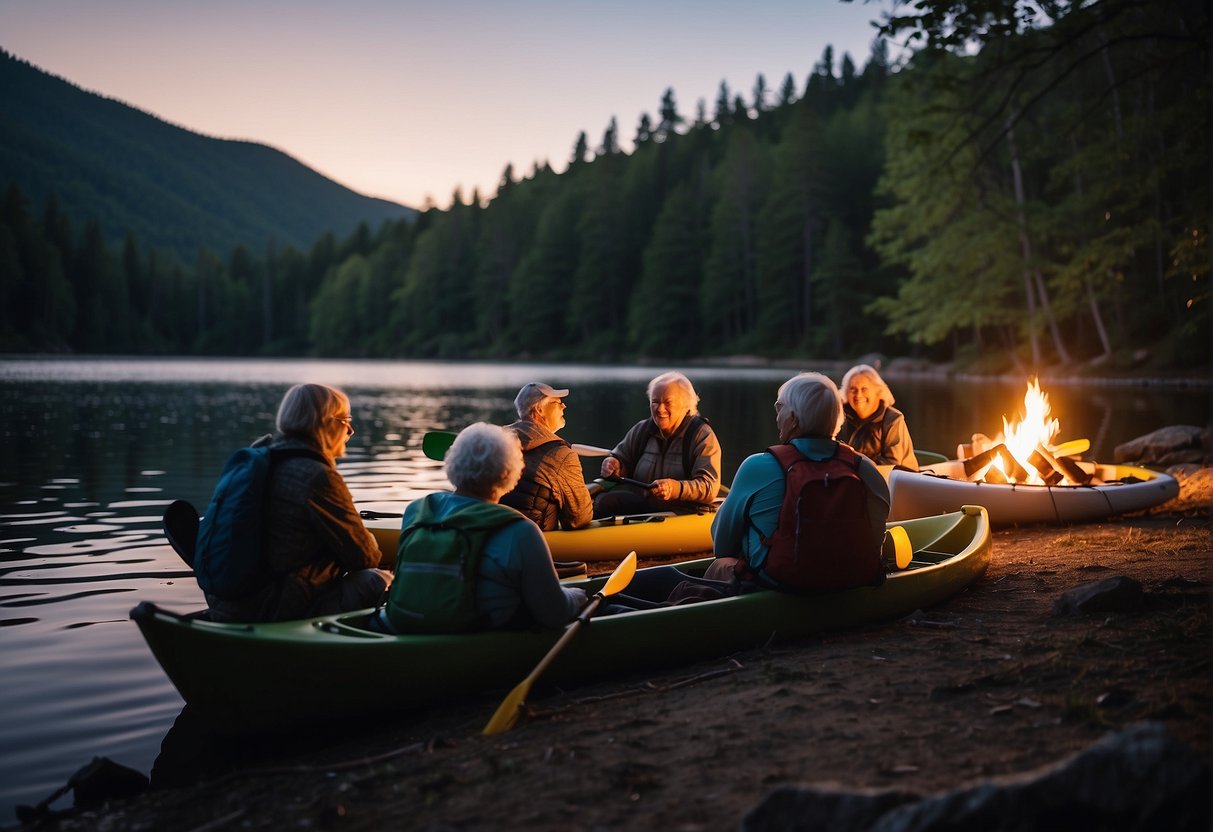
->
[500, 383, 593, 531]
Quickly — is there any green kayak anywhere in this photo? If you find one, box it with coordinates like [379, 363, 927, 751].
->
[131, 506, 990, 729]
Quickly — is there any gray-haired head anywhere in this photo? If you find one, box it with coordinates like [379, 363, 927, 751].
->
[445, 422, 524, 500]
[514, 382, 569, 419]
[646, 371, 699, 412]
[778, 372, 843, 439]
[841, 364, 895, 408]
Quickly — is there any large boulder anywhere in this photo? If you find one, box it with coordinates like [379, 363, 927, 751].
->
[1114, 426, 1207, 465]
[741, 722, 1208, 831]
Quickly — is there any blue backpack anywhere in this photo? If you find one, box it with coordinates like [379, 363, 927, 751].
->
[195, 445, 325, 600]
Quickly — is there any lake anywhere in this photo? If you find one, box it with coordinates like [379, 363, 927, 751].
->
[0, 356, 1207, 821]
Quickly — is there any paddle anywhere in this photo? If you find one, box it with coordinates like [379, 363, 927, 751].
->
[162, 500, 200, 568]
[1051, 438, 1090, 458]
[422, 430, 611, 461]
[482, 550, 638, 736]
[603, 475, 657, 490]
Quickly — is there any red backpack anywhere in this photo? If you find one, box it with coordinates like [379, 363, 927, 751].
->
[738, 442, 885, 591]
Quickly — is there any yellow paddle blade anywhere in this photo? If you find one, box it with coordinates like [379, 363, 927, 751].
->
[482, 551, 636, 736]
[483, 677, 531, 736]
[602, 551, 638, 596]
[1051, 438, 1090, 458]
[889, 525, 912, 570]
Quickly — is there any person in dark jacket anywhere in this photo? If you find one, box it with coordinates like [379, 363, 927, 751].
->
[837, 364, 918, 470]
[594, 371, 722, 517]
[500, 382, 593, 531]
[205, 383, 391, 622]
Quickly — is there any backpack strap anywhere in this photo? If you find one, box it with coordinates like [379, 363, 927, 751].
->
[731, 444, 807, 584]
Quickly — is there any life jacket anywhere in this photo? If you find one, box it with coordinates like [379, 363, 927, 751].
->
[385, 495, 525, 633]
[499, 438, 565, 528]
[736, 442, 885, 591]
[627, 414, 708, 479]
[195, 445, 325, 600]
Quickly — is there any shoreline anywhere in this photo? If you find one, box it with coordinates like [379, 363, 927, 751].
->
[14, 513, 1208, 832]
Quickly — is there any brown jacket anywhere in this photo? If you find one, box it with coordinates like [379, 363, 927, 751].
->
[207, 434, 382, 621]
[500, 420, 593, 531]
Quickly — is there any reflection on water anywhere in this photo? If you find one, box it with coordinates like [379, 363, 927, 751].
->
[0, 357, 1207, 820]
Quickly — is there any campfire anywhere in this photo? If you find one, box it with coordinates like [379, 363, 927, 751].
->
[955, 379, 1095, 487]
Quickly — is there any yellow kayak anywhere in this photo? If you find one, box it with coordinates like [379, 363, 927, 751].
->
[365, 507, 717, 564]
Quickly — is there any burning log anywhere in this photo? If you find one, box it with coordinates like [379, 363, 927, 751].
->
[997, 446, 1030, 483]
[1034, 443, 1093, 486]
[982, 465, 1009, 484]
[1026, 448, 1064, 485]
[962, 446, 1001, 480]
[962, 443, 1030, 483]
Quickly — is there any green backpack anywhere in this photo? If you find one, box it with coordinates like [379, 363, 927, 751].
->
[385, 495, 524, 634]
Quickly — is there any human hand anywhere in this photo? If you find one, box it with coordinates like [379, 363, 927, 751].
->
[600, 457, 621, 478]
[650, 478, 678, 501]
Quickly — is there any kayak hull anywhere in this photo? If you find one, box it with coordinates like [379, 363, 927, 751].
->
[365, 509, 716, 563]
[132, 507, 991, 729]
[889, 461, 1178, 526]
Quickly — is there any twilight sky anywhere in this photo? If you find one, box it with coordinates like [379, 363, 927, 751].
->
[2, 0, 895, 210]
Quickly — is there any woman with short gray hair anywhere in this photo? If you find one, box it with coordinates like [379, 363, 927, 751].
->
[596, 370, 721, 517]
[377, 423, 587, 634]
[837, 364, 917, 469]
[445, 421, 525, 500]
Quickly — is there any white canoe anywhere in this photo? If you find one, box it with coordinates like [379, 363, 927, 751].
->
[888, 460, 1179, 526]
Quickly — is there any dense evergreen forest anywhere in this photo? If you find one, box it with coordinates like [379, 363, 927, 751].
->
[1, 0, 1207, 371]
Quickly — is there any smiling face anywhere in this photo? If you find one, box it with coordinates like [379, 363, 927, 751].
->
[846, 373, 880, 420]
[649, 382, 691, 437]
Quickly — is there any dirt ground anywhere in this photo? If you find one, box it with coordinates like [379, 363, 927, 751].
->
[17, 506, 1211, 832]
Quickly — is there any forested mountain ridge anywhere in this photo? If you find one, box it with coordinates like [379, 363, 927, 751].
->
[0, 48, 415, 261]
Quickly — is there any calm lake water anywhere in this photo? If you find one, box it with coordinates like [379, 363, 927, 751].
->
[0, 357, 1207, 820]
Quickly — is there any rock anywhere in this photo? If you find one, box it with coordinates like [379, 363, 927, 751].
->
[1053, 576, 1144, 616]
[1114, 426, 1207, 465]
[741, 722, 1209, 831]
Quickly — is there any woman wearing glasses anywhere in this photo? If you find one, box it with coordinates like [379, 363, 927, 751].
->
[205, 382, 391, 623]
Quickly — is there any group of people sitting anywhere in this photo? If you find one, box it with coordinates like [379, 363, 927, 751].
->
[197, 364, 918, 632]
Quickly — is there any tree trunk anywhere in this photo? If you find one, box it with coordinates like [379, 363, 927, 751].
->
[1007, 116, 1070, 364]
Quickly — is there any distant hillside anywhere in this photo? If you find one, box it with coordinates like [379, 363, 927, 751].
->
[0, 49, 416, 261]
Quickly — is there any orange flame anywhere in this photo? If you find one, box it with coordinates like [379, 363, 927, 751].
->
[972, 378, 1061, 485]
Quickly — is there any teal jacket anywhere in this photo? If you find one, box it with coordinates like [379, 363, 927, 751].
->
[711, 437, 890, 573]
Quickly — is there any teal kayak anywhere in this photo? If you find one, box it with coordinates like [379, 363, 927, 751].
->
[131, 506, 991, 729]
